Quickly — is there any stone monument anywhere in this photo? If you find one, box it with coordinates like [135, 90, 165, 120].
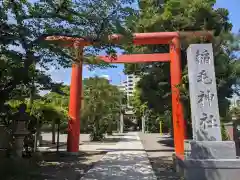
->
[188, 43, 221, 141]
[12, 103, 30, 157]
[175, 44, 240, 180]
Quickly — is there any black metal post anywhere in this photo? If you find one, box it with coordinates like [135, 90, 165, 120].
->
[57, 119, 60, 152]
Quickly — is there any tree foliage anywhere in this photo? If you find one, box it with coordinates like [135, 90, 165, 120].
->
[0, 0, 135, 109]
[82, 77, 123, 140]
[0, 0, 136, 135]
[124, 0, 240, 134]
[0, 0, 136, 161]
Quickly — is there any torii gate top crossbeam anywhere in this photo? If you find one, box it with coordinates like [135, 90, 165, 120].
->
[45, 31, 212, 63]
[45, 31, 213, 47]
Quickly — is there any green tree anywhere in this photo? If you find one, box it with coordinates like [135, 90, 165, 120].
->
[37, 85, 70, 141]
[0, 0, 135, 113]
[230, 106, 240, 120]
[43, 85, 70, 111]
[0, 1, 136, 150]
[123, 0, 240, 136]
[82, 77, 123, 140]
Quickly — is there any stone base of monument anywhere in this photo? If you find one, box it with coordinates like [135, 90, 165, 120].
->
[173, 140, 240, 180]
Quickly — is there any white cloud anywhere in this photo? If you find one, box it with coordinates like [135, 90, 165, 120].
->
[100, 74, 111, 80]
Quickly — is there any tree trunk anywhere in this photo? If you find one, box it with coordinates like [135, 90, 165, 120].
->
[52, 120, 56, 144]
[28, 60, 36, 110]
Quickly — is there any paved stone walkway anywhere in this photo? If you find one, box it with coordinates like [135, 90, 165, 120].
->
[81, 132, 157, 180]
[139, 133, 182, 180]
[38, 133, 121, 152]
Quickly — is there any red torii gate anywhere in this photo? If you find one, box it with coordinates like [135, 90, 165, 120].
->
[46, 31, 212, 155]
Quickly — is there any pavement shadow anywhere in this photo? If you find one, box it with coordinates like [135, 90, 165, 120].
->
[39, 140, 69, 148]
[81, 137, 138, 145]
[96, 148, 174, 152]
[36, 151, 106, 180]
[157, 139, 174, 148]
[40, 136, 134, 147]
[102, 137, 139, 143]
[111, 134, 136, 136]
[81, 153, 157, 180]
[148, 156, 183, 180]
[0, 151, 106, 180]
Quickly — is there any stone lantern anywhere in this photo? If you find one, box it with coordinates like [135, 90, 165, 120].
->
[12, 103, 30, 157]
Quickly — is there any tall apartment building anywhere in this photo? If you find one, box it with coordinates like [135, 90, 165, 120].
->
[118, 74, 140, 108]
[117, 74, 140, 124]
[118, 75, 140, 97]
[126, 74, 140, 98]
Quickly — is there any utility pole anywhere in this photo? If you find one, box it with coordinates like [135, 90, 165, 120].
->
[118, 73, 124, 133]
[160, 120, 163, 136]
[142, 114, 145, 133]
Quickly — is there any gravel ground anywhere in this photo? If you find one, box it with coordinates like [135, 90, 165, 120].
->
[35, 134, 124, 179]
[138, 133, 183, 180]
[36, 151, 106, 180]
[34, 134, 124, 179]
[3, 134, 122, 180]
[3, 133, 183, 180]
[1, 150, 106, 180]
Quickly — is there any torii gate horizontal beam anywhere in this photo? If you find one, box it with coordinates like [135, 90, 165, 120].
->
[98, 53, 170, 63]
[45, 31, 213, 46]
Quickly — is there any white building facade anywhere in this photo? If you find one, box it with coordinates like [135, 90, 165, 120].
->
[118, 74, 140, 108]
[125, 74, 140, 98]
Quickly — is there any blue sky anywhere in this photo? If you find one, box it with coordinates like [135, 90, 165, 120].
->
[49, 0, 240, 86]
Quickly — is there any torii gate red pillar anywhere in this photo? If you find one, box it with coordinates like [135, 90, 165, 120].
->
[67, 47, 83, 152]
[170, 37, 185, 154]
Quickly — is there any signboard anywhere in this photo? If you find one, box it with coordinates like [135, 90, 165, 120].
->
[187, 44, 222, 141]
